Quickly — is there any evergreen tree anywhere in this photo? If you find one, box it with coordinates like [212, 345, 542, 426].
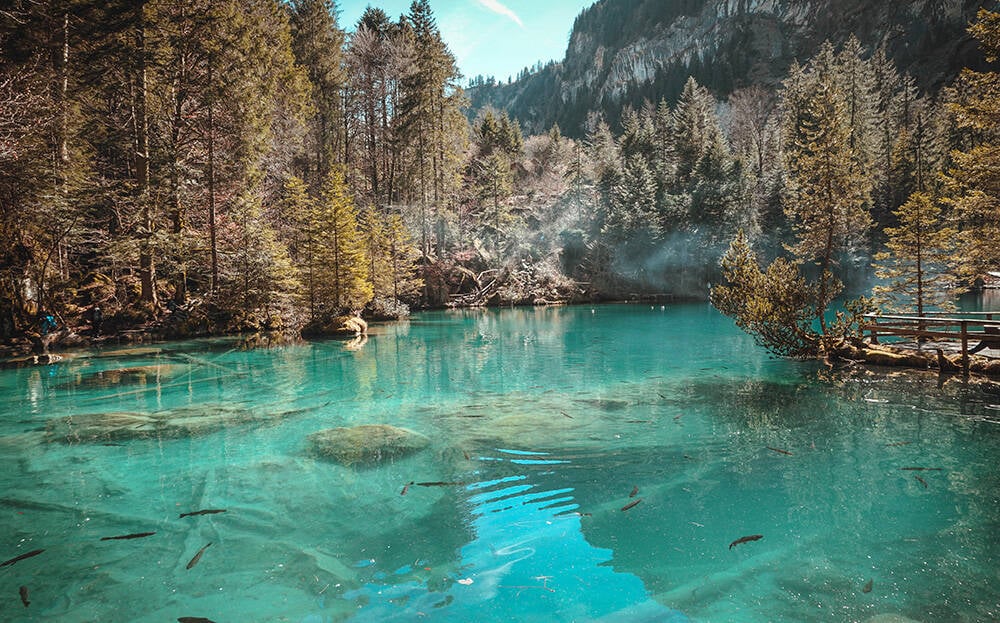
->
[397, 0, 467, 260]
[781, 44, 873, 332]
[943, 9, 1000, 285]
[384, 212, 423, 301]
[289, 0, 346, 190]
[279, 174, 314, 275]
[873, 192, 959, 314]
[711, 231, 821, 357]
[302, 168, 372, 317]
[220, 192, 299, 324]
[604, 154, 659, 244]
[671, 77, 720, 190]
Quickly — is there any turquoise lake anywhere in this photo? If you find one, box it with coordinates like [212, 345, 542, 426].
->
[1, 303, 999, 622]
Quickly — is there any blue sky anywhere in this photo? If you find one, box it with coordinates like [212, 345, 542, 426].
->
[336, 0, 596, 84]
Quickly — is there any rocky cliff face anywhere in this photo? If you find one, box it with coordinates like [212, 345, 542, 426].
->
[469, 0, 992, 136]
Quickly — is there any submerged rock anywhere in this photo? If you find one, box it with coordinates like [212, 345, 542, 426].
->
[864, 615, 923, 623]
[59, 364, 187, 389]
[306, 425, 429, 465]
[48, 404, 303, 443]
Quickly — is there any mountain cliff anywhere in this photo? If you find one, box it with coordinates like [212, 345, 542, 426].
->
[469, 0, 993, 136]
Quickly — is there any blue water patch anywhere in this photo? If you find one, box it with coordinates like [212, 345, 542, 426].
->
[1, 303, 998, 622]
[496, 448, 551, 456]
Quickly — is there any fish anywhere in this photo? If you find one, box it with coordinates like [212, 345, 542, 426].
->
[629, 485, 639, 498]
[560, 411, 573, 419]
[100, 532, 156, 541]
[621, 498, 642, 512]
[915, 475, 928, 488]
[186, 542, 212, 570]
[884, 441, 912, 447]
[179, 509, 227, 519]
[0, 549, 44, 567]
[901, 467, 943, 471]
[19, 585, 29, 607]
[178, 618, 216, 623]
[415, 481, 466, 487]
[767, 447, 794, 456]
[729, 534, 763, 550]
[862, 579, 873, 593]
[401, 481, 414, 496]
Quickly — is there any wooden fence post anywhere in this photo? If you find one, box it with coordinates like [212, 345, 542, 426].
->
[961, 320, 969, 376]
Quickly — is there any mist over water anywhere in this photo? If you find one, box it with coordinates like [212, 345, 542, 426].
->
[0, 304, 998, 622]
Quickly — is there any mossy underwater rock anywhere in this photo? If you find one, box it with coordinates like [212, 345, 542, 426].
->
[48, 404, 303, 443]
[307, 424, 430, 465]
[864, 615, 923, 623]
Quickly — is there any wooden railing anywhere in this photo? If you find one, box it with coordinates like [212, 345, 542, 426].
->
[862, 313, 1000, 375]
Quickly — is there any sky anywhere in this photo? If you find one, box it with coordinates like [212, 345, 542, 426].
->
[336, 0, 596, 84]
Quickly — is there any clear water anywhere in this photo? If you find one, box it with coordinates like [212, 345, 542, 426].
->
[1, 304, 998, 623]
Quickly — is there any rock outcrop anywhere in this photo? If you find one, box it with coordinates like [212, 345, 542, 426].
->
[469, 0, 990, 135]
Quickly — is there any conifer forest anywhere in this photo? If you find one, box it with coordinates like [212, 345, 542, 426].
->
[1, 1, 998, 353]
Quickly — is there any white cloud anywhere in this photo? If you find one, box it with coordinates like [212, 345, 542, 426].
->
[476, 0, 524, 28]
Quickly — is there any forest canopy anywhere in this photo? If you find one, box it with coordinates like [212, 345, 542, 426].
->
[0, 1, 996, 353]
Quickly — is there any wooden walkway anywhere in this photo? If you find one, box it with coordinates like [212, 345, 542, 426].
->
[862, 312, 1000, 375]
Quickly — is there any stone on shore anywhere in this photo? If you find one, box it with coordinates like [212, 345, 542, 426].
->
[301, 315, 368, 338]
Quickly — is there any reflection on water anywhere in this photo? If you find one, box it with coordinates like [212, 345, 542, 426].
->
[346, 449, 688, 622]
[0, 304, 998, 622]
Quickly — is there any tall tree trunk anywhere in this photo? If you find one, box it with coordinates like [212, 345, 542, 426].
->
[59, 12, 69, 166]
[171, 53, 186, 305]
[136, 1, 156, 306]
[208, 55, 219, 293]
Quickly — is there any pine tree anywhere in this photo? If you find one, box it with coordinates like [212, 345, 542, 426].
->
[711, 231, 821, 357]
[302, 168, 372, 317]
[289, 0, 346, 190]
[221, 193, 299, 324]
[279, 175, 314, 297]
[873, 192, 959, 314]
[671, 77, 719, 189]
[943, 9, 1000, 285]
[397, 0, 467, 260]
[384, 212, 423, 301]
[781, 45, 874, 333]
